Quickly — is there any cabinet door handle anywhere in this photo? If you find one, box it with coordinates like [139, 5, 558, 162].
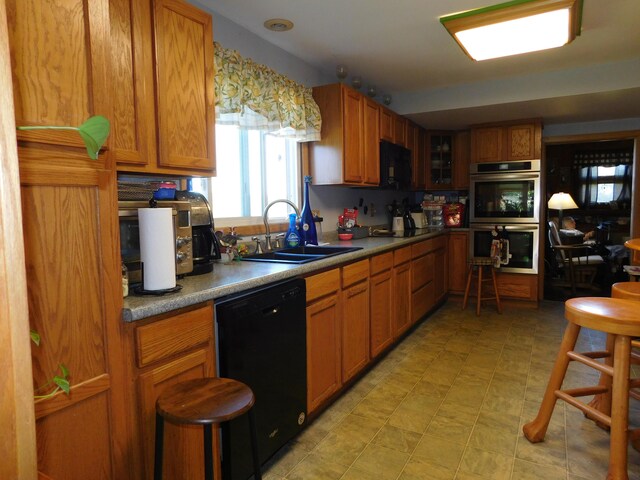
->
[346, 283, 368, 298]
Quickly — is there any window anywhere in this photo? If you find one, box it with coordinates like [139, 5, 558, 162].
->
[577, 164, 631, 207]
[574, 147, 633, 208]
[191, 124, 300, 226]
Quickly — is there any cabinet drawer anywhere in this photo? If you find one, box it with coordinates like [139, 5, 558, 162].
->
[412, 240, 430, 258]
[306, 269, 341, 302]
[370, 252, 393, 275]
[412, 252, 434, 291]
[342, 259, 369, 288]
[135, 303, 213, 368]
[428, 235, 447, 252]
[496, 272, 538, 300]
[394, 246, 411, 266]
[412, 282, 435, 323]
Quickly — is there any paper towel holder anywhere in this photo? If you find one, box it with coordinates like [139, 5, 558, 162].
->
[133, 262, 183, 296]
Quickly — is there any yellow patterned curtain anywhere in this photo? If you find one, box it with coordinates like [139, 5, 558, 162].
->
[214, 42, 321, 142]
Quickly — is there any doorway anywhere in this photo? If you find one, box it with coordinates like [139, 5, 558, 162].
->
[543, 134, 638, 300]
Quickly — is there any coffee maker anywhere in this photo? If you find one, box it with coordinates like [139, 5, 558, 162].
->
[175, 191, 221, 275]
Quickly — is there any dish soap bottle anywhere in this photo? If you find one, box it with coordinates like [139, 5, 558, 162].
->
[285, 213, 301, 247]
[300, 176, 318, 245]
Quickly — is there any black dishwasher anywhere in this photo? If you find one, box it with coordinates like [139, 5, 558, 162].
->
[215, 278, 307, 480]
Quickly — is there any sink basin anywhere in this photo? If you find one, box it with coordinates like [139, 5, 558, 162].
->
[242, 245, 363, 264]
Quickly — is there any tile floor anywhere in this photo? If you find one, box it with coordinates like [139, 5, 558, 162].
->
[262, 299, 640, 480]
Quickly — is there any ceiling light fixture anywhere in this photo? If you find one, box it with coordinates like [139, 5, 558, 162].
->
[440, 0, 583, 61]
[263, 18, 294, 32]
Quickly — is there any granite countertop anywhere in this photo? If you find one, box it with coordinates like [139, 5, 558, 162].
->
[122, 228, 448, 322]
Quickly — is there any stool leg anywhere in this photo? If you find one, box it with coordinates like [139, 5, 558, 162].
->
[462, 265, 473, 310]
[491, 267, 502, 314]
[476, 265, 483, 316]
[248, 408, 262, 480]
[154, 413, 164, 480]
[588, 332, 615, 428]
[204, 424, 214, 480]
[608, 334, 631, 480]
[523, 322, 581, 443]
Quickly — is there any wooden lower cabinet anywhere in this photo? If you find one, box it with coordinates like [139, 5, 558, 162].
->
[370, 253, 394, 358]
[411, 236, 447, 322]
[124, 302, 217, 480]
[306, 270, 342, 414]
[341, 260, 370, 382]
[495, 272, 539, 300]
[392, 247, 412, 338]
[305, 235, 451, 414]
[432, 241, 447, 303]
[448, 231, 469, 294]
[306, 293, 341, 413]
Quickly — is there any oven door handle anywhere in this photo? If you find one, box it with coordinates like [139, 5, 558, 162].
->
[502, 224, 539, 232]
[470, 173, 540, 181]
[470, 224, 538, 231]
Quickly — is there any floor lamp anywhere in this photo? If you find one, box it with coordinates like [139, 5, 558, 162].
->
[548, 192, 578, 229]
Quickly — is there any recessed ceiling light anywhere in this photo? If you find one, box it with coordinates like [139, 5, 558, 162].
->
[264, 18, 294, 32]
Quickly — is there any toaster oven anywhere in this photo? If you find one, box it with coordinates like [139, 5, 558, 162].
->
[118, 201, 193, 283]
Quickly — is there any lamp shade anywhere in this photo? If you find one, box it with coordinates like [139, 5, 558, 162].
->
[440, 0, 583, 61]
[547, 192, 578, 210]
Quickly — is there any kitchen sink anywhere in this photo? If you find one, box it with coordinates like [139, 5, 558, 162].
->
[242, 245, 363, 264]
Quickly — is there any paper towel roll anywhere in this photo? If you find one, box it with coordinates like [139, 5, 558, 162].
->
[139, 208, 176, 290]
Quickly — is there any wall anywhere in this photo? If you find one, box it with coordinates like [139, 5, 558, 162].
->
[191, 1, 331, 87]
[544, 117, 640, 138]
[193, 5, 639, 234]
[188, 3, 424, 229]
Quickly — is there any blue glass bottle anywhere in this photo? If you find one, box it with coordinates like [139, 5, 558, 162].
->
[300, 176, 318, 245]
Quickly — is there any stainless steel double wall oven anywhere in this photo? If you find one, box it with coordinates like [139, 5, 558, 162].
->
[469, 160, 541, 274]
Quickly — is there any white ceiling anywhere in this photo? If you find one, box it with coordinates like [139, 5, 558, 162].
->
[200, 0, 640, 130]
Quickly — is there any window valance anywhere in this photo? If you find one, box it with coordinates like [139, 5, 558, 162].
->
[573, 149, 633, 168]
[214, 42, 321, 142]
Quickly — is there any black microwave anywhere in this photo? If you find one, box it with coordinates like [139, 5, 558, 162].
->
[380, 140, 412, 190]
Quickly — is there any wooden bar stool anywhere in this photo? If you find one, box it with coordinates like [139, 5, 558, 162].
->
[154, 377, 262, 480]
[523, 297, 640, 480]
[612, 281, 640, 301]
[462, 257, 502, 316]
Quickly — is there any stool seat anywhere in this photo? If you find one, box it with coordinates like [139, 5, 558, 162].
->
[157, 377, 255, 425]
[612, 282, 640, 301]
[565, 297, 640, 336]
[470, 257, 494, 266]
[154, 377, 261, 480]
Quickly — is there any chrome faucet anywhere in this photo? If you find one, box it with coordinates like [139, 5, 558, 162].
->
[262, 199, 301, 251]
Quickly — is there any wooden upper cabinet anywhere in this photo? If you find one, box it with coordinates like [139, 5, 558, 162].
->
[507, 123, 541, 160]
[393, 114, 406, 147]
[110, 0, 157, 167]
[9, 0, 111, 153]
[155, 0, 215, 172]
[471, 127, 503, 163]
[408, 122, 426, 190]
[342, 87, 364, 183]
[471, 120, 542, 163]
[453, 130, 470, 189]
[113, 0, 216, 175]
[362, 97, 380, 185]
[311, 83, 381, 186]
[379, 106, 394, 142]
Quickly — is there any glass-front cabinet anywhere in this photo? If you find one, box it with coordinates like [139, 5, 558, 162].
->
[428, 133, 454, 189]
